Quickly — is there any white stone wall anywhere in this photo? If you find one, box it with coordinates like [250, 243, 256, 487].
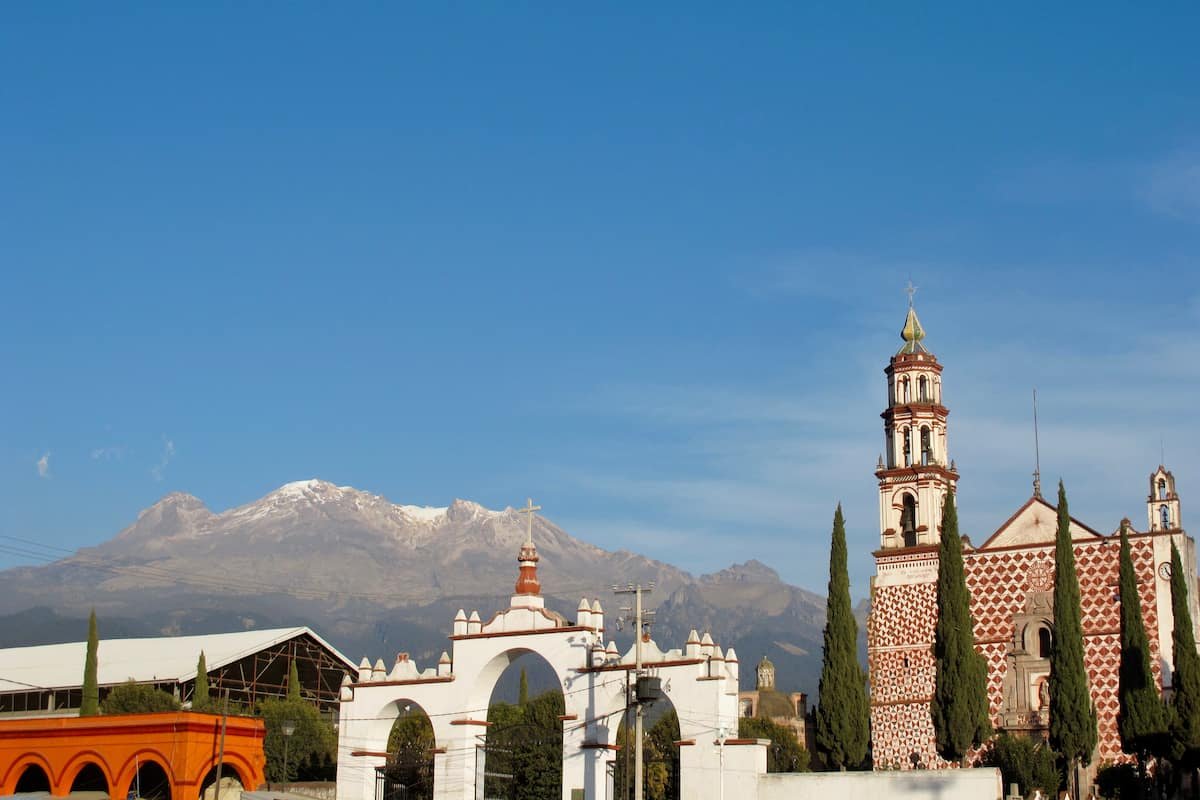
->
[756, 768, 1002, 800]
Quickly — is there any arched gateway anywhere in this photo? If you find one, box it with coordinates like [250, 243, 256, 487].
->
[337, 505, 765, 800]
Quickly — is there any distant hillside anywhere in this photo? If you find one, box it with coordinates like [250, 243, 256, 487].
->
[0, 480, 832, 697]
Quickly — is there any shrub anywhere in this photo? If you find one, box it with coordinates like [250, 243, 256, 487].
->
[982, 733, 1059, 796]
[1095, 762, 1141, 799]
[101, 680, 182, 714]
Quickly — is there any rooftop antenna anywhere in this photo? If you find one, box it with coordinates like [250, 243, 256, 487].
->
[1032, 388, 1042, 499]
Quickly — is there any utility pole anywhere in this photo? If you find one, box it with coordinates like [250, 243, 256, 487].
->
[613, 582, 654, 800]
[215, 688, 229, 799]
[715, 726, 732, 800]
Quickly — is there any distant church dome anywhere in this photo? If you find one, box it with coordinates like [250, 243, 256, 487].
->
[756, 656, 775, 690]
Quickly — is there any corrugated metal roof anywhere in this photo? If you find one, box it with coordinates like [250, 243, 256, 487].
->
[0, 626, 356, 693]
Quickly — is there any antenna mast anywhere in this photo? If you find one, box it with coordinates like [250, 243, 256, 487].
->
[1032, 388, 1042, 499]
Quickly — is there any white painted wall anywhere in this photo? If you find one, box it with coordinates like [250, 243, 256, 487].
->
[756, 768, 1002, 800]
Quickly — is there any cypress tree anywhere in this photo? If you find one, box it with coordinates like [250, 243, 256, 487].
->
[518, 667, 529, 706]
[815, 504, 869, 770]
[1048, 481, 1098, 795]
[287, 659, 302, 702]
[194, 650, 210, 710]
[931, 490, 990, 764]
[1116, 521, 1167, 778]
[1168, 542, 1200, 770]
[80, 609, 99, 717]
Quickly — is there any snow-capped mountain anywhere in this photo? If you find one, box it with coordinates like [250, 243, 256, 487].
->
[0, 480, 829, 695]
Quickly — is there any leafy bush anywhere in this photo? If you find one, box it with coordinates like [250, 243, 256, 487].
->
[739, 716, 810, 772]
[1095, 762, 1141, 799]
[981, 733, 1059, 796]
[257, 697, 337, 783]
[101, 680, 182, 714]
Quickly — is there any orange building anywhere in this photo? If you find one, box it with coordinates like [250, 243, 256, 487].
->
[0, 711, 266, 800]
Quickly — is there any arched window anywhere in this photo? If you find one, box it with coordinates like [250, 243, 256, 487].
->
[920, 426, 932, 465]
[902, 377, 910, 403]
[1159, 479, 1168, 500]
[903, 428, 912, 467]
[918, 376, 928, 402]
[901, 495, 917, 547]
[1038, 627, 1052, 659]
[1162, 505, 1171, 530]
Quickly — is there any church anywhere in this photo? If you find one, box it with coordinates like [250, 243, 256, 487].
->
[866, 302, 1200, 769]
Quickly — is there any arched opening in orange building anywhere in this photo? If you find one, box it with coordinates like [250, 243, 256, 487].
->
[198, 762, 247, 800]
[129, 760, 172, 800]
[14, 763, 51, 794]
[70, 763, 109, 795]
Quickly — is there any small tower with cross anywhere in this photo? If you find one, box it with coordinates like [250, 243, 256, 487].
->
[512, 498, 545, 608]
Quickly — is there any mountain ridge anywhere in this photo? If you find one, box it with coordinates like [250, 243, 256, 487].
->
[0, 479, 829, 696]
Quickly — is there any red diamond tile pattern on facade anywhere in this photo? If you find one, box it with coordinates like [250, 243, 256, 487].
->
[869, 533, 1169, 769]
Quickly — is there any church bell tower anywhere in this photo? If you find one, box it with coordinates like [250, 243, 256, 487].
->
[875, 298, 958, 549]
[1148, 466, 1183, 532]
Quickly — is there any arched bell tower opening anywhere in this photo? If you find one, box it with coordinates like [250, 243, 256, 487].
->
[876, 296, 958, 550]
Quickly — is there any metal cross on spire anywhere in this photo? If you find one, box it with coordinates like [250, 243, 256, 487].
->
[517, 497, 542, 546]
[905, 279, 918, 308]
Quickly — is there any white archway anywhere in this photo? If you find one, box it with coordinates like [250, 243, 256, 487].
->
[337, 549, 760, 800]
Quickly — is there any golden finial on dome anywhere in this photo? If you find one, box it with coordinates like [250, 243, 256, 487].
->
[897, 281, 930, 354]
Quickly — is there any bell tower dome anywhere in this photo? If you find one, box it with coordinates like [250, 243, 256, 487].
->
[875, 298, 958, 549]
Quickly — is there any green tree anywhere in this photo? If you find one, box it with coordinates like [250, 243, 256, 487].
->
[80, 609, 100, 717]
[485, 690, 564, 800]
[385, 709, 435, 800]
[519, 667, 529, 705]
[287, 659, 302, 701]
[930, 490, 990, 764]
[814, 504, 869, 770]
[101, 680, 182, 714]
[985, 733, 1060, 797]
[1048, 481, 1098, 797]
[1168, 542, 1200, 770]
[192, 651, 211, 711]
[615, 709, 682, 800]
[1116, 521, 1167, 789]
[739, 716, 810, 772]
[258, 696, 337, 784]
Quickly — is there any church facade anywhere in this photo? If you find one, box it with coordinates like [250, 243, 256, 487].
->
[866, 303, 1200, 769]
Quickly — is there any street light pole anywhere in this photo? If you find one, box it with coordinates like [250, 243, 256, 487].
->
[281, 720, 296, 794]
[716, 726, 731, 800]
[613, 582, 654, 800]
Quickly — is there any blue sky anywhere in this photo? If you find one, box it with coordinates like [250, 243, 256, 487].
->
[2, 4, 1199, 599]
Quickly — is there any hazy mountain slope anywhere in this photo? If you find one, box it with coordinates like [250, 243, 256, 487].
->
[0, 480, 829, 696]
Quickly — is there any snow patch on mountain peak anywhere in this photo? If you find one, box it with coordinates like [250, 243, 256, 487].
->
[272, 479, 342, 499]
[398, 505, 448, 523]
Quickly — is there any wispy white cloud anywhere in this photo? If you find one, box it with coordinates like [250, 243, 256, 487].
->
[90, 446, 126, 462]
[36, 452, 51, 479]
[556, 249, 1200, 597]
[1141, 151, 1200, 223]
[150, 437, 175, 481]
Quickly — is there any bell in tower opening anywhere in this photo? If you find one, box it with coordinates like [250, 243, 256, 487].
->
[901, 494, 918, 547]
